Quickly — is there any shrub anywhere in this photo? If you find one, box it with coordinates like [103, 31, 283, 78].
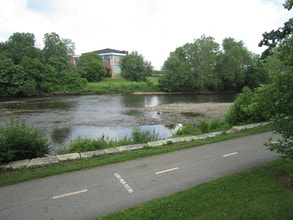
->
[225, 85, 276, 126]
[198, 119, 209, 133]
[0, 118, 50, 163]
[173, 119, 231, 137]
[173, 123, 199, 137]
[64, 137, 106, 153]
[208, 118, 231, 132]
[131, 127, 159, 143]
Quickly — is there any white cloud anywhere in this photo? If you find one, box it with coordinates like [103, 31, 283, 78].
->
[0, 0, 291, 69]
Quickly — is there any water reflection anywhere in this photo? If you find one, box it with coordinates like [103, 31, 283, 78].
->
[51, 127, 71, 145]
[0, 93, 237, 149]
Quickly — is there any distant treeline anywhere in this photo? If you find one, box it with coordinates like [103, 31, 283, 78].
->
[158, 35, 269, 92]
[0, 32, 88, 97]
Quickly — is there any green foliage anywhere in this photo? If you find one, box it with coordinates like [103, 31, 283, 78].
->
[225, 87, 270, 125]
[0, 58, 37, 96]
[64, 137, 107, 153]
[217, 38, 255, 90]
[227, 21, 292, 159]
[121, 51, 152, 82]
[63, 71, 88, 91]
[0, 118, 50, 163]
[198, 118, 209, 133]
[225, 87, 254, 125]
[264, 63, 293, 159]
[59, 127, 159, 154]
[0, 32, 86, 97]
[131, 127, 159, 143]
[160, 35, 221, 92]
[4, 32, 41, 64]
[20, 56, 57, 93]
[77, 53, 107, 82]
[43, 32, 68, 61]
[259, 0, 292, 58]
[259, 2, 292, 159]
[159, 54, 189, 92]
[160, 36, 268, 92]
[244, 56, 269, 89]
[173, 123, 199, 136]
[86, 77, 159, 93]
[173, 119, 231, 137]
[0, 125, 273, 186]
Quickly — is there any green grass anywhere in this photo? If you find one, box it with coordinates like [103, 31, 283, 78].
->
[84, 77, 160, 93]
[0, 125, 272, 186]
[98, 159, 293, 220]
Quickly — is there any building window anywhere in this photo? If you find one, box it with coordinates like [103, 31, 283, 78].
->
[114, 64, 121, 73]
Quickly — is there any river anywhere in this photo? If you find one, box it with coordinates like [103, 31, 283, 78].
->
[0, 93, 237, 149]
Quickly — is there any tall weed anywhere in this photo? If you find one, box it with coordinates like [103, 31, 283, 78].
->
[59, 127, 159, 154]
[0, 118, 49, 163]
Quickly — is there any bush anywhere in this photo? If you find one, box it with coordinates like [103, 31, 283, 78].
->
[131, 127, 159, 143]
[173, 119, 230, 137]
[208, 118, 231, 132]
[64, 137, 106, 153]
[0, 118, 50, 163]
[173, 123, 199, 137]
[198, 119, 209, 133]
[225, 87, 270, 125]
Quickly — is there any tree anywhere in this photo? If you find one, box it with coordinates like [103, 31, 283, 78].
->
[0, 32, 41, 64]
[244, 55, 269, 89]
[159, 35, 220, 92]
[0, 58, 37, 96]
[43, 32, 66, 61]
[121, 51, 152, 82]
[0, 32, 86, 96]
[216, 38, 254, 90]
[43, 32, 73, 73]
[77, 53, 107, 82]
[263, 36, 293, 159]
[259, 0, 292, 159]
[259, 0, 293, 58]
[159, 52, 189, 92]
[20, 56, 60, 93]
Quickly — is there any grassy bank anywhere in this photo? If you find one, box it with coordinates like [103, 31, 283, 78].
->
[0, 125, 271, 186]
[84, 77, 160, 93]
[98, 159, 293, 220]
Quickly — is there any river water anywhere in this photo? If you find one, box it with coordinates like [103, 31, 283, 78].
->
[0, 93, 237, 149]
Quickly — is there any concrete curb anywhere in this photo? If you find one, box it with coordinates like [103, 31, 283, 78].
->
[0, 122, 269, 170]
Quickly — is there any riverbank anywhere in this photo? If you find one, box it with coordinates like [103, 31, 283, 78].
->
[0, 123, 270, 180]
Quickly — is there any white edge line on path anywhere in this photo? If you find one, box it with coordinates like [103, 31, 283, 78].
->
[222, 152, 239, 158]
[155, 167, 179, 175]
[114, 172, 134, 193]
[52, 189, 88, 199]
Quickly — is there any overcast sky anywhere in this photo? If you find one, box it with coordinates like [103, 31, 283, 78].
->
[0, 0, 291, 69]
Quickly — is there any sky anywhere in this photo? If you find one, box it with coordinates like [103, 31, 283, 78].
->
[0, 0, 292, 70]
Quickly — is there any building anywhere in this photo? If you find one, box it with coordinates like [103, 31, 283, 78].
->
[93, 48, 128, 78]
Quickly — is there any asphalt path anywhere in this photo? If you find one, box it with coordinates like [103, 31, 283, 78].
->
[0, 132, 280, 220]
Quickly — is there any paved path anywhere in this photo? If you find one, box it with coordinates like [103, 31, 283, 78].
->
[0, 132, 279, 220]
